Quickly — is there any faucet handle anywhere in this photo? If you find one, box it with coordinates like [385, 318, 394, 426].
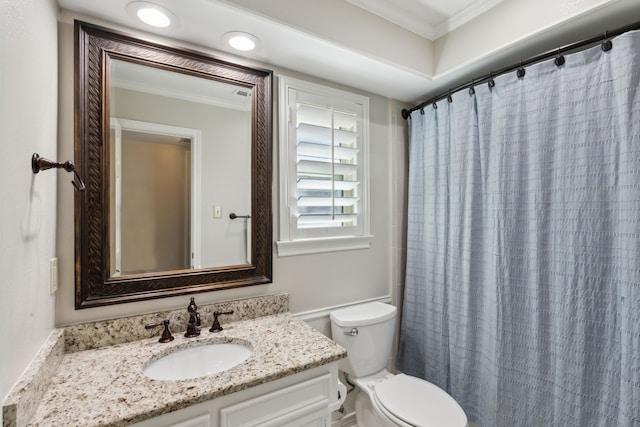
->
[210, 310, 234, 333]
[145, 319, 175, 343]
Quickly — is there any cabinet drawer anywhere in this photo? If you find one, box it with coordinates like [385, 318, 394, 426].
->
[220, 373, 332, 427]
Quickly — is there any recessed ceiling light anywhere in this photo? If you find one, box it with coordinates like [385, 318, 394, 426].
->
[223, 32, 260, 52]
[126, 2, 176, 28]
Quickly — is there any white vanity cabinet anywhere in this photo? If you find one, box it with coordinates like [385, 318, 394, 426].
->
[131, 364, 339, 427]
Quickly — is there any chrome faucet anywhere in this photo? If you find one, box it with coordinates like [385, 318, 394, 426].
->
[184, 297, 201, 338]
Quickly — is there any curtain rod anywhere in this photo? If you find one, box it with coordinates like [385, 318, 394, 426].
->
[401, 19, 640, 120]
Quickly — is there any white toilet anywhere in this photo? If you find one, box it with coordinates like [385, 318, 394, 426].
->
[330, 302, 468, 427]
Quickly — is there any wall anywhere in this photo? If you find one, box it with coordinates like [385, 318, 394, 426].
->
[56, 17, 398, 325]
[0, 0, 59, 416]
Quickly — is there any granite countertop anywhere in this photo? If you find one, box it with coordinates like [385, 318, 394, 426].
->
[26, 313, 346, 427]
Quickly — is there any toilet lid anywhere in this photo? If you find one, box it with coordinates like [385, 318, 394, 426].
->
[373, 374, 467, 427]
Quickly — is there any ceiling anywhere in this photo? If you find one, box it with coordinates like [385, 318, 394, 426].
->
[58, 0, 638, 104]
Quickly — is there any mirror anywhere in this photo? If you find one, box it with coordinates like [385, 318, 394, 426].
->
[109, 60, 253, 274]
[75, 21, 273, 308]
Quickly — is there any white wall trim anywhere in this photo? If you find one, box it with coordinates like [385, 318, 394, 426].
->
[294, 295, 392, 323]
[276, 235, 374, 257]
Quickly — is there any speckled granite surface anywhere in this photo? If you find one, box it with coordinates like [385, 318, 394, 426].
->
[2, 330, 65, 427]
[64, 293, 289, 353]
[25, 312, 345, 427]
[27, 313, 346, 426]
[2, 293, 345, 427]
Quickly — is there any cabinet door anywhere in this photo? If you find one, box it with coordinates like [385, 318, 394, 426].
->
[220, 374, 332, 427]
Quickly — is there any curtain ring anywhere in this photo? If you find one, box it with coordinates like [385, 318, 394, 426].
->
[488, 72, 495, 88]
[447, 92, 453, 103]
[555, 48, 565, 66]
[517, 60, 526, 78]
[602, 31, 613, 51]
[420, 107, 425, 115]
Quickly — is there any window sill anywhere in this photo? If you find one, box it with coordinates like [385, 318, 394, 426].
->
[276, 235, 374, 257]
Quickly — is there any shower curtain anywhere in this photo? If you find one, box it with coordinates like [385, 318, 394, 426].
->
[397, 30, 640, 426]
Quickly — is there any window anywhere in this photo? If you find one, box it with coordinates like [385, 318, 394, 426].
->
[277, 76, 372, 256]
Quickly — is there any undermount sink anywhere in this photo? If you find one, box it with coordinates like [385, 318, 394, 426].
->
[143, 343, 252, 381]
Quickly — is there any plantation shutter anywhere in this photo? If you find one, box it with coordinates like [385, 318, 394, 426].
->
[290, 89, 363, 239]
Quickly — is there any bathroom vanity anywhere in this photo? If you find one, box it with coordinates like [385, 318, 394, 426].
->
[132, 364, 339, 427]
[3, 294, 346, 427]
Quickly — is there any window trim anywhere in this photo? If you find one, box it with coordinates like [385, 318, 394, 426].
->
[276, 76, 373, 256]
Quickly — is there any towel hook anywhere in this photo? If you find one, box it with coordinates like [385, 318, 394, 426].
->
[32, 153, 86, 192]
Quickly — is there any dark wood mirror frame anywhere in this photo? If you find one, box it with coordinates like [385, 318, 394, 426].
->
[75, 21, 272, 308]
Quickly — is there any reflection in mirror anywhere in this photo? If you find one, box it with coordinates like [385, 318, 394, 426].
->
[109, 59, 252, 275]
[75, 21, 272, 308]
[110, 123, 196, 276]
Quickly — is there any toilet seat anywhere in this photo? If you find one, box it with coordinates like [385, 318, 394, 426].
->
[372, 374, 467, 427]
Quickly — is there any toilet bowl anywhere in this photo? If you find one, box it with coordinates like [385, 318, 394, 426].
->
[330, 302, 467, 427]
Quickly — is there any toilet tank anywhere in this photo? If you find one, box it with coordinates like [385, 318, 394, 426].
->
[330, 302, 397, 377]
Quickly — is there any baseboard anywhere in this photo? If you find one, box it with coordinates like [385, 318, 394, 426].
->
[332, 410, 357, 427]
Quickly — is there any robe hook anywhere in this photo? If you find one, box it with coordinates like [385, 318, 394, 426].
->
[31, 153, 86, 192]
